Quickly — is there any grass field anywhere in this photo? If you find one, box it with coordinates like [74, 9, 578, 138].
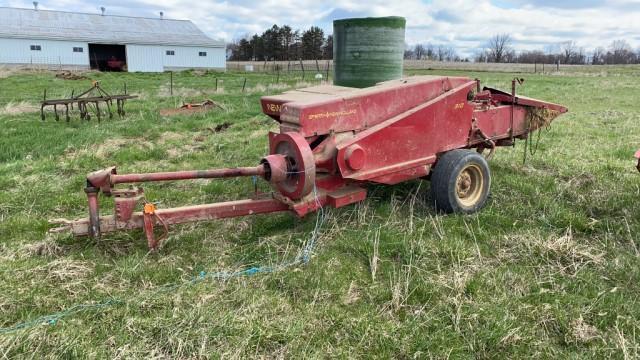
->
[1, 65, 640, 358]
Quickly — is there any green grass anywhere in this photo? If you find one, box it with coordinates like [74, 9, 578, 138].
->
[1, 66, 640, 358]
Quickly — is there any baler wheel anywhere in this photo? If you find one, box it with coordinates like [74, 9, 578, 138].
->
[431, 150, 490, 214]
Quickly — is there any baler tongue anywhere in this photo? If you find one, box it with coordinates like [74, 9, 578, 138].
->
[49, 163, 286, 250]
[49, 132, 337, 251]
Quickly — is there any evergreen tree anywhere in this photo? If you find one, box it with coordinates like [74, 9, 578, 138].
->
[322, 35, 333, 60]
[301, 26, 325, 60]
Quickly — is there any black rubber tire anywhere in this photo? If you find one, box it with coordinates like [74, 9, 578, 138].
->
[430, 149, 491, 214]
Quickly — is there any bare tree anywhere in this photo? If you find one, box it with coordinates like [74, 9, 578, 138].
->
[426, 44, 434, 60]
[559, 41, 576, 64]
[608, 40, 635, 64]
[403, 42, 415, 60]
[414, 44, 426, 60]
[474, 49, 488, 63]
[591, 47, 605, 64]
[486, 33, 512, 63]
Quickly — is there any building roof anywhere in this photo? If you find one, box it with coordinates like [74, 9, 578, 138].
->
[0, 7, 224, 48]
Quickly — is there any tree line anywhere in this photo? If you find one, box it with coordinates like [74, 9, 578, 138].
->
[227, 25, 332, 61]
[403, 44, 464, 62]
[229, 25, 639, 65]
[470, 34, 639, 65]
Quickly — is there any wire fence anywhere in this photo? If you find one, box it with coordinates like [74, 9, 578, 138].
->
[0, 58, 627, 106]
[0, 67, 331, 106]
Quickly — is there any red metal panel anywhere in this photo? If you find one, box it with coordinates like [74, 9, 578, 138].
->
[335, 81, 476, 183]
[327, 186, 367, 208]
[473, 106, 527, 139]
[264, 76, 472, 137]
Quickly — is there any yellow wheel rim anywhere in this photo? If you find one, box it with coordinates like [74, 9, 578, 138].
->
[455, 164, 484, 208]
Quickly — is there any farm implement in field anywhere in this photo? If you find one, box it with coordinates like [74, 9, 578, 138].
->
[159, 99, 221, 117]
[40, 81, 137, 122]
[50, 75, 567, 249]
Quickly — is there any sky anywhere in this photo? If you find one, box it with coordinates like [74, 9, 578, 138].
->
[2, 0, 639, 58]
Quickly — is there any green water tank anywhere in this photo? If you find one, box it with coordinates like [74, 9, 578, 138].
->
[333, 16, 406, 88]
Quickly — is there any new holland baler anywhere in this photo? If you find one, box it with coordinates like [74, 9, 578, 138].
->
[51, 75, 567, 249]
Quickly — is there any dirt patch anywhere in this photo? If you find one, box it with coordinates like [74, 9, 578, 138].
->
[0, 101, 40, 116]
[55, 71, 87, 80]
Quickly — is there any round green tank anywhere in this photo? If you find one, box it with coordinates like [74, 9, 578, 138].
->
[333, 16, 406, 88]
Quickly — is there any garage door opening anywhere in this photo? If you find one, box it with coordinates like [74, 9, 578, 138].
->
[88, 44, 127, 71]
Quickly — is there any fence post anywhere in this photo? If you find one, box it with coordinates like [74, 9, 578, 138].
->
[534, 62, 537, 73]
[300, 59, 305, 81]
[170, 71, 173, 96]
[215, 77, 218, 92]
[242, 77, 247, 92]
[326, 60, 330, 80]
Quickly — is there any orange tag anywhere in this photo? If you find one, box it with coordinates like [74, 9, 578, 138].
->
[143, 203, 156, 214]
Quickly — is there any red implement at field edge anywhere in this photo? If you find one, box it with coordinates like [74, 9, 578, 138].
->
[50, 75, 567, 249]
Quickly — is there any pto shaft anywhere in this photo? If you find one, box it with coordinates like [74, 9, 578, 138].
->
[110, 166, 266, 184]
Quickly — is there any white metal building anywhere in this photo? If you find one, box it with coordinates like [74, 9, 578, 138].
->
[0, 7, 226, 72]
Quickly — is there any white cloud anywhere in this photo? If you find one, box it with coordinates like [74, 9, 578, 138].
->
[2, 0, 638, 57]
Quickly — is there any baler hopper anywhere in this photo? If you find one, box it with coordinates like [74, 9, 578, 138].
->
[51, 75, 567, 249]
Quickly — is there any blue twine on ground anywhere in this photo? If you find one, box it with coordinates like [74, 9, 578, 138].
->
[0, 187, 326, 335]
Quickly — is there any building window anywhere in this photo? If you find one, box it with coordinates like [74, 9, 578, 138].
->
[166, 50, 175, 56]
[30, 45, 42, 51]
[73, 47, 83, 53]
[199, 51, 207, 57]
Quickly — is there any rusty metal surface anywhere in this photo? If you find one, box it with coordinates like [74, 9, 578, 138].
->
[159, 100, 220, 117]
[50, 197, 291, 238]
[41, 82, 137, 122]
[268, 132, 316, 200]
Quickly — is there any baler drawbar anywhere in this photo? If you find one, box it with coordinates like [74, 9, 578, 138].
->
[50, 76, 567, 249]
